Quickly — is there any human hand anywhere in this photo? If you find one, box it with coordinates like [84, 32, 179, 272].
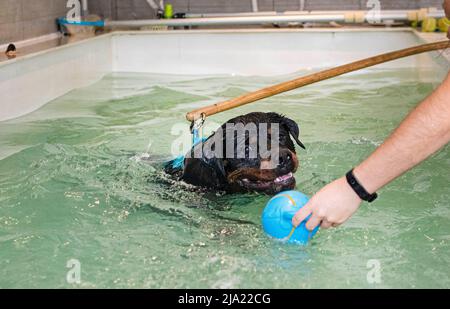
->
[292, 176, 362, 230]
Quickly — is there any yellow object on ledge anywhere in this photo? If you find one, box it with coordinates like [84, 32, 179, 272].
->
[438, 18, 450, 33]
[422, 17, 437, 32]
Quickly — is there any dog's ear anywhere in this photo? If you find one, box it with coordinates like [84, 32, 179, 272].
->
[281, 117, 306, 150]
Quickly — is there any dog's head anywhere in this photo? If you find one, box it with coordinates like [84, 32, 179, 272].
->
[182, 112, 305, 194]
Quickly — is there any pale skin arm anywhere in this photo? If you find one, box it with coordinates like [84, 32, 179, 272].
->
[293, 71, 450, 230]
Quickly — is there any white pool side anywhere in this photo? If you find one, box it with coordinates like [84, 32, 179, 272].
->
[0, 36, 111, 122]
[0, 28, 448, 122]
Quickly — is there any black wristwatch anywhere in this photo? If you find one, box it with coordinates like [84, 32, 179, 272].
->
[345, 169, 378, 203]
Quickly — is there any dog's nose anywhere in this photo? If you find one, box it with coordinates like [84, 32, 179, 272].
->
[279, 149, 292, 167]
[277, 149, 297, 175]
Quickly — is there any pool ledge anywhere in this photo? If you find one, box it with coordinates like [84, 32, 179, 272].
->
[0, 28, 448, 122]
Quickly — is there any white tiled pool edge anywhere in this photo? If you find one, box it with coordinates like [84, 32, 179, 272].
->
[0, 34, 112, 122]
[0, 28, 448, 122]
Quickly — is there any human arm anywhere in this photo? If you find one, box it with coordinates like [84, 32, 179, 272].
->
[293, 71, 450, 230]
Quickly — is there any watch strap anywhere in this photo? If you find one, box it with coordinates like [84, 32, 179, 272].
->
[346, 169, 378, 203]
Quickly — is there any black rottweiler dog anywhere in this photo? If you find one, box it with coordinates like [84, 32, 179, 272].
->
[165, 112, 305, 194]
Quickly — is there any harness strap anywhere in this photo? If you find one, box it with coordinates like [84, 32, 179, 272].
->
[190, 113, 206, 146]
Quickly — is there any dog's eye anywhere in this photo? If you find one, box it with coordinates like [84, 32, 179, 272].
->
[244, 145, 258, 159]
[245, 145, 254, 156]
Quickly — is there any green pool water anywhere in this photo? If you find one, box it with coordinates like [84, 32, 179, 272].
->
[0, 67, 449, 288]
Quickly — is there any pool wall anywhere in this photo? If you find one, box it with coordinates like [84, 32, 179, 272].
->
[0, 28, 447, 121]
[0, 35, 111, 121]
[112, 29, 441, 75]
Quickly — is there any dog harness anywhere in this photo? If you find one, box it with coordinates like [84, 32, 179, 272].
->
[164, 114, 207, 171]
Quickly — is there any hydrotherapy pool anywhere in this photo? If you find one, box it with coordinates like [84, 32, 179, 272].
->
[0, 30, 449, 288]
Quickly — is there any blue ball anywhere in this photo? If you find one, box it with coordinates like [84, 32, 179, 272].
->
[262, 190, 319, 245]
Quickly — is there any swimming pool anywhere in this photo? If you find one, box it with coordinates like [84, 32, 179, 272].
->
[0, 29, 449, 288]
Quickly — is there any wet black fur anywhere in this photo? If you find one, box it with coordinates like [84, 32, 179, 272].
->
[165, 112, 305, 193]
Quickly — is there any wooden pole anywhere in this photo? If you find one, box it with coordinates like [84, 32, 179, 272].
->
[186, 40, 450, 122]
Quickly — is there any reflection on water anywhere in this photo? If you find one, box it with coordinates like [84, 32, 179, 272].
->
[0, 68, 449, 288]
